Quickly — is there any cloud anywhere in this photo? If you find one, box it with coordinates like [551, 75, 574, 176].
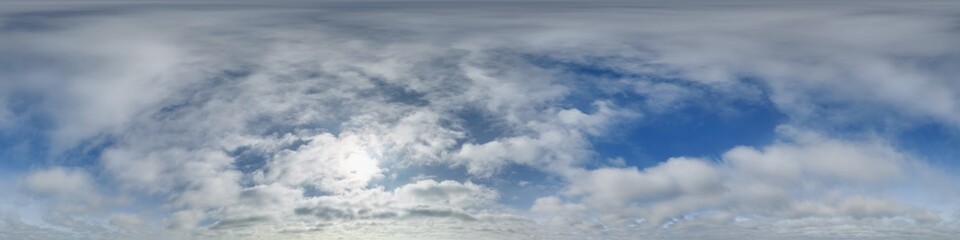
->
[260, 133, 384, 194]
[533, 126, 948, 236]
[394, 180, 499, 208]
[566, 157, 723, 211]
[200, 179, 512, 238]
[455, 101, 630, 176]
[102, 148, 243, 209]
[724, 126, 906, 184]
[0, 1, 958, 239]
[23, 167, 101, 205]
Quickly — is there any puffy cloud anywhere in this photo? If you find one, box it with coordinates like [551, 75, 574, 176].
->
[23, 167, 101, 205]
[102, 148, 242, 209]
[455, 101, 630, 176]
[724, 126, 906, 184]
[534, 126, 948, 236]
[566, 157, 722, 210]
[259, 133, 383, 194]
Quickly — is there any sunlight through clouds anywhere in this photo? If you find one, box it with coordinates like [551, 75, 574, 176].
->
[0, 0, 959, 239]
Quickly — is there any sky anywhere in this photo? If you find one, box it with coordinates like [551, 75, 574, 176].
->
[1, 0, 960, 239]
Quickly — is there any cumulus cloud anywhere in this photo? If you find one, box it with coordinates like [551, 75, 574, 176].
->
[260, 133, 384, 194]
[724, 126, 906, 185]
[533, 126, 948, 237]
[23, 167, 101, 205]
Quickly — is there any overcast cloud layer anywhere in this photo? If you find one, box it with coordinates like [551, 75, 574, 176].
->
[1, 1, 960, 239]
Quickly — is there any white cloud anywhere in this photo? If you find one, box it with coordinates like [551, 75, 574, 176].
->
[535, 126, 949, 236]
[566, 157, 722, 211]
[260, 133, 383, 194]
[724, 126, 906, 185]
[102, 148, 242, 209]
[454, 101, 631, 176]
[23, 167, 100, 205]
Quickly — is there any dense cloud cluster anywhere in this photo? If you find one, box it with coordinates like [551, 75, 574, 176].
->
[1, 1, 959, 239]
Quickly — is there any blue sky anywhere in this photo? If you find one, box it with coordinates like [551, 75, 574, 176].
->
[1, 1, 960, 239]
